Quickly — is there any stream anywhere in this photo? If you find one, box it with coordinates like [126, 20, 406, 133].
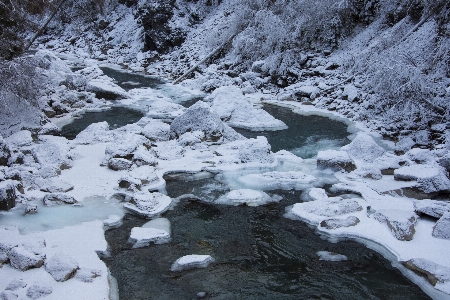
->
[63, 68, 430, 299]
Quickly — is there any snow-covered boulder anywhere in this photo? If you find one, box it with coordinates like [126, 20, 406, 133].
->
[124, 191, 172, 218]
[341, 133, 385, 163]
[129, 218, 171, 248]
[373, 209, 419, 241]
[5, 279, 27, 291]
[317, 251, 348, 261]
[306, 188, 329, 201]
[237, 171, 316, 190]
[35, 50, 72, 85]
[432, 212, 450, 240]
[394, 136, 415, 154]
[25, 203, 38, 214]
[177, 131, 205, 147]
[108, 158, 133, 171]
[105, 133, 150, 161]
[141, 119, 171, 142]
[414, 200, 450, 218]
[394, 165, 450, 193]
[290, 198, 363, 222]
[342, 84, 358, 101]
[208, 86, 286, 130]
[5, 130, 33, 148]
[74, 122, 114, 144]
[103, 215, 123, 229]
[320, 216, 360, 229]
[74, 268, 103, 283]
[0, 136, 11, 166]
[132, 145, 158, 167]
[216, 189, 281, 206]
[119, 165, 159, 191]
[406, 148, 435, 164]
[26, 285, 52, 299]
[293, 86, 319, 99]
[45, 253, 79, 282]
[39, 178, 74, 193]
[87, 77, 129, 100]
[170, 101, 243, 143]
[42, 193, 77, 206]
[170, 255, 214, 272]
[403, 258, 450, 293]
[316, 150, 356, 172]
[145, 100, 185, 119]
[8, 246, 45, 271]
[0, 180, 16, 211]
[153, 140, 185, 160]
[32, 136, 72, 172]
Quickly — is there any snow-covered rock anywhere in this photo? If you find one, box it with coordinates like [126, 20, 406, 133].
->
[342, 84, 358, 101]
[87, 78, 129, 100]
[290, 197, 363, 220]
[403, 258, 450, 294]
[216, 189, 281, 206]
[25, 203, 38, 214]
[32, 136, 72, 173]
[177, 131, 205, 147]
[26, 285, 52, 299]
[320, 216, 360, 229]
[0, 180, 16, 211]
[5, 130, 33, 148]
[153, 140, 185, 160]
[42, 193, 77, 206]
[8, 246, 45, 271]
[131, 145, 158, 166]
[39, 178, 74, 193]
[129, 223, 171, 248]
[341, 133, 385, 163]
[406, 148, 435, 164]
[103, 215, 123, 229]
[124, 191, 172, 218]
[317, 251, 348, 261]
[5, 279, 27, 291]
[373, 209, 419, 241]
[316, 150, 356, 172]
[107, 158, 133, 171]
[141, 119, 171, 142]
[145, 100, 185, 119]
[105, 133, 150, 161]
[293, 86, 319, 99]
[45, 253, 79, 282]
[208, 86, 286, 130]
[432, 212, 450, 240]
[0, 290, 18, 299]
[214, 136, 274, 167]
[74, 268, 103, 283]
[170, 101, 243, 143]
[414, 199, 450, 218]
[0, 136, 11, 166]
[74, 122, 114, 144]
[394, 165, 450, 193]
[170, 255, 214, 272]
[237, 171, 316, 190]
[119, 165, 159, 191]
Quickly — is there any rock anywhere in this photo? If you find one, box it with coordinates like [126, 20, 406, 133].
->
[108, 158, 133, 171]
[141, 120, 171, 142]
[5, 279, 27, 291]
[39, 178, 74, 193]
[237, 171, 316, 190]
[316, 150, 356, 172]
[153, 140, 186, 160]
[74, 268, 102, 282]
[373, 209, 419, 241]
[0, 291, 18, 300]
[414, 199, 450, 218]
[86, 78, 129, 100]
[105, 133, 150, 161]
[170, 101, 243, 143]
[0, 180, 16, 211]
[8, 246, 44, 271]
[25, 203, 38, 214]
[132, 145, 158, 166]
[26, 285, 52, 299]
[5, 130, 33, 148]
[406, 148, 435, 164]
[170, 255, 214, 272]
[31, 137, 72, 172]
[103, 215, 123, 229]
[178, 131, 205, 147]
[42, 193, 77, 206]
[320, 216, 360, 229]
[317, 251, 348, 261]
[124, 191, 172, 218]
[0, 137, 11, 166]
[145, 100, 185, 119]
[341, 133, 385, 162]
[129, 226, 171, 248]
[196, 291, 207, 299]
[394, 165, 450, 193]
[395, 136, 415, 154]
[45, 253, 79, 282]
[403, 258, 450, 291]
[342, 84, 358, 101]
[216, 189, 281, 206]
[291, 198, 363, 219]
[119, 165, 159, 191]
[293, 86, 319, 99]
[74, 122, 114, 144]
[432, 212, 450, 240]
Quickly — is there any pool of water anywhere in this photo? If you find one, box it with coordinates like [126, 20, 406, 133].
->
[60, 106, 144, 139]
[102, 177, 430, 300]
[235, 104, 351, 159]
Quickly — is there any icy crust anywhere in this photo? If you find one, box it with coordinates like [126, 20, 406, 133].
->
[208, 86, 287, 131]
[215, 189, 281, 206]
[170, 255, 214, 272]
[236, 171, 316, 191]
[123, 192, 172, 218]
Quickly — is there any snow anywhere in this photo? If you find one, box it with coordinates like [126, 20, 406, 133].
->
[170, 255, 214, 272]
[236, 171, 316, 191]
[123, 192, 172, 218]
[317, 251, 348, 262]
[215, 189, 281, 206]
[129, 223, 171, 248]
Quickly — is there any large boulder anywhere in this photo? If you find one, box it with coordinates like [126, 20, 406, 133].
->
[432, 212, 450, 240]
[341, 133, 385, 162]
[8, 246, 45, 271]
[5, 130, 33, 148]
[86, 78, 129, 100]
[32, 136, 72, 174]
[373, 209, 419, 241]
[414, 199, 450, 218]
[119, 165, 159, 191]
[170, 101, 243, 143]
[0, 180, 16, 211]
[74, 122, 114, 144]
[145, 100, 185, 119]
[403, 258, 450, 293]
[394, 165, 450, 194]
[42, 193, 77, 206]
[45, 253, 79, 282]
[141, 119, 171, 142]
[291, 198, 363, 219]
[0, 136, 11, 166]
[316, 150, 356, 172]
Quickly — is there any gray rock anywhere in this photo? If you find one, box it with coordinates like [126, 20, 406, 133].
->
[0, 136, 11, 166]
[108, 158, 133, 171]
[42, 193, 77, 206]
[320, 216, 360, 229]
[394, 165, 450, 194]
[25, 203, 38, 214]
[0, 180, 16, 211]
[373, 209, 419, 241]
[26, 285, 52, 299]
[432, 212, 450, 240]
[414, 199, 450, 218]
[74, 268, 102, 282]
[8, 246, 45, 271]
[45, 253, 79, 282]
[5, 279, 27, 291]
[316, 150, 356, 172]
[403, 258, 450, 287]
[0, 291, 18, 300]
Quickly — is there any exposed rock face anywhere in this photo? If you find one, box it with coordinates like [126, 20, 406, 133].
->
[373, 209, 419, 241]
[0, 180, 16, 211]
[414, 199, 450, 218]
[316, 150, 356, 172]
[320, 216, 360, 229]
[432, 212, 450, 240]
[139, 0, 186, 54]
[45, 253, 79, 282]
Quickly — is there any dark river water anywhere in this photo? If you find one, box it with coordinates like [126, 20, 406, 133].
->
[61, 67, 429, 299]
